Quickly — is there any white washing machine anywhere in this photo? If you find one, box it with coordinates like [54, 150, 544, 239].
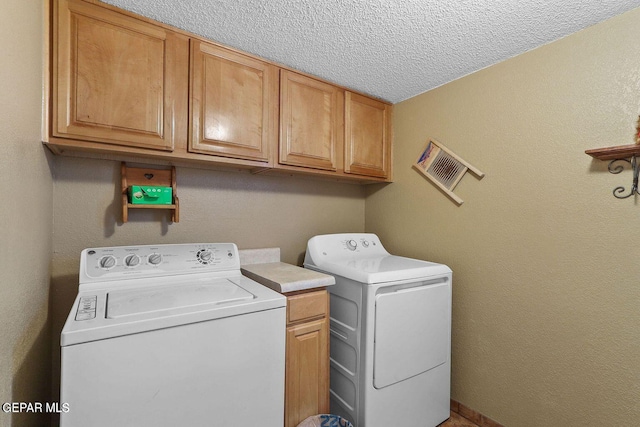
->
[60, 243, 286, 427]
[304, 233, 452, 427]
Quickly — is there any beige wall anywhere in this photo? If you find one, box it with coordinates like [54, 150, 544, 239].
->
[49, 157, 365, 402]
[51, 159, 364, 270]
[366, 7, 640, 427]
[1, 1, 365, 421]
[0, 0, 53, 426]
[5, 0, 640, 425]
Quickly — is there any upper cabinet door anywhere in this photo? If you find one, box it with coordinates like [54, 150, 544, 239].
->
[189, 40, 276, 163]
[344, 92, 392, 179]
[54, 0, 182, 151]
[279, 70, 342, 171]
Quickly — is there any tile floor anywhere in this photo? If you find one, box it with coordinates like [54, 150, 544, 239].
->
[438, 411, 481, 427]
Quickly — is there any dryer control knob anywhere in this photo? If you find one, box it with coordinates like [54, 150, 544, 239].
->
[99, 255, 116, 270]
[124, 254, 140, 267]
[148, 253, 163, 265]
[346, 239, 358, 251]
[362, 240, 370, 248]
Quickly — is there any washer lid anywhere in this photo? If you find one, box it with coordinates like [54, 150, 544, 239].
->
[107, 278, 253, 319]
[61, 275, 286, 346]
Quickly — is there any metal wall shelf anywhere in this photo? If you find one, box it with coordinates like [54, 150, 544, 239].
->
[586, 144, 640, 199]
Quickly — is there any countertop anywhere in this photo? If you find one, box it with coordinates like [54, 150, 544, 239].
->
[241, 262, 335, 294]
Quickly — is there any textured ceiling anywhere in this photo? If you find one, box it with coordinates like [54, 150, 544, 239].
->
[102, 0, 640, 103]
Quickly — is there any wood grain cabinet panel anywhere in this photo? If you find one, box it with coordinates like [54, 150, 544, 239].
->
[53, 0, 183, 151]
[344, 92, 392, 178]
[47, 0, 392, 182]
[284, 289, 330, 427]
[189, 40, 276, 163]
[279, 70, 342, 171]
[285, 317, 329, 427]
[287, 290, 328, 324]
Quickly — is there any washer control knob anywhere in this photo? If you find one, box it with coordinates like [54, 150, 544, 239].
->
[99, 255, 116, 270]
[346, 239, 358, 251]
[197, 249, 213, 264]
[124, 254, 140, 267]
[147, 253, 163, 265]
[361, 240, 369, 248]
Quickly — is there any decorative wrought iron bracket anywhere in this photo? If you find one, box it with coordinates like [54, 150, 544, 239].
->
[608, 155, 640, 199]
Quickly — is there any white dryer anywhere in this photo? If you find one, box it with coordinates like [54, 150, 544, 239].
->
[60, 243, 286, 427]
[304, 233, 451, 427]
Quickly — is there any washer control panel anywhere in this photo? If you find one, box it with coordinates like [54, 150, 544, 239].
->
[75, 295, 97, 321]
[81, 243, 240, 282]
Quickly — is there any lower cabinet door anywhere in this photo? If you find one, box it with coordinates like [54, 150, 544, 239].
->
[285, 317, 329, 427]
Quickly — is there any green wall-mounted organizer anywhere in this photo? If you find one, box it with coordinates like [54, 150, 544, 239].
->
[120, 162, 179, 222]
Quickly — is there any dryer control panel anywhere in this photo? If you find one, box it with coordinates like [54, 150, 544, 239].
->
[305, 233, 389, 259]
[343, 235, 381, 252]
[304, 233, 451, 285]
[80, 243, 240, 283]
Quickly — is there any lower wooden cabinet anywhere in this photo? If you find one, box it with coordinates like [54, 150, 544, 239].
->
[284, 289, 330, 427]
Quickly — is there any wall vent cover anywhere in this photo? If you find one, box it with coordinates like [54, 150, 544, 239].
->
[413, 139, 484, 205]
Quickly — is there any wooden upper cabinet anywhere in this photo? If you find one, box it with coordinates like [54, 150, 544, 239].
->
[189, 40, 276, 163]
[53, 0, 185, 151]
[279, 70, 343, 171]
[344, 92, 392, 179]
[47, 0, 392, 182]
